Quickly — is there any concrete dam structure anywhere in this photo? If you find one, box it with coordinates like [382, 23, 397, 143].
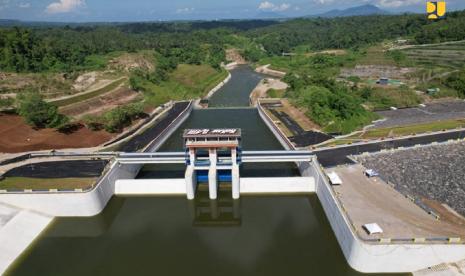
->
[116, 128, 315, 200]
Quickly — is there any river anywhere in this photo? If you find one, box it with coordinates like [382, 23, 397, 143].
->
[7, 66, 406, 276]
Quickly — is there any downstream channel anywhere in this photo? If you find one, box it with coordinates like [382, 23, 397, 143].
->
[7, 65, 405, 276]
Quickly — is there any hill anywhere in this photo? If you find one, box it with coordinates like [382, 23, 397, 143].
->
[310, 4, 388, 18]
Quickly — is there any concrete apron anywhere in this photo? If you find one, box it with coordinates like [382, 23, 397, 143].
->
[0, 203, 53, 274]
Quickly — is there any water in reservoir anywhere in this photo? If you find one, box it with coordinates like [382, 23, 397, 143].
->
[7, 66, 407, 276]
[7, 195, 399, 276]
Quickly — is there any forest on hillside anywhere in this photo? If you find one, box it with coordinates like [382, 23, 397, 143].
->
[1, 10, 465, 134]
[1, 10, 465, 73]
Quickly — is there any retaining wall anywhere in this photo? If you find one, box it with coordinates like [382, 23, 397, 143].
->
[0, 162, 140, 217]
[205, 71, 232, 99]
[312, 158, 465, 273]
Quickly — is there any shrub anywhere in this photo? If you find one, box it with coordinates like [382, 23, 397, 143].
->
[82, 115, 104, 131]
[16, 92, 68, 128]
[102, 103, 144, 133]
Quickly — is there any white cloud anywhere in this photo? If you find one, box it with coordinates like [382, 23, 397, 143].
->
[258, 1, 291, 12]
[19, 2, 30, 8]
[176, 7, 194, 14]
[46, 0, 85, 14]
[376, 0, 422, 8]
[312, 0, 335, 4]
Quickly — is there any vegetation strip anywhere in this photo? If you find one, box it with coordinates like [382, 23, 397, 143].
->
[50, 78, 127, 107]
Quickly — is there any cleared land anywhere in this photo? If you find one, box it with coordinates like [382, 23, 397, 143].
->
[356, 141, 465, 219]
[329, 164, 465, 240]
[0, 113, 113, 153]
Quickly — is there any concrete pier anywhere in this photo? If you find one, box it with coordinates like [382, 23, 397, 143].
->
[185, 166, 196, 200]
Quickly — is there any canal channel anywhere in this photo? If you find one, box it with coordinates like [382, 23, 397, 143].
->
[7, 65, 406, 276]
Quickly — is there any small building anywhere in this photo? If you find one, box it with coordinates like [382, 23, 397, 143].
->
[327, 172, 342, 186]
[427, 88, 440, 95]
[364, 169, 379, 178]
[363, 223, 383, 235]
[376, 78, 389, 85]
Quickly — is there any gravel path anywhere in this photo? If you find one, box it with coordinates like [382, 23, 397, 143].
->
[357, 142, 465, 217]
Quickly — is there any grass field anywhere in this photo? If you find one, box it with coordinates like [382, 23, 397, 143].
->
[320, 118, 465, 147]
[357, 45, 398, 66]
[50, 77, 127, 107]
[0, 177, 97, 190]
[267, 89, 286, 98]
[362, 86, 422, 111]
[142, 64, 228, 107]
[359, 118, 465, 139]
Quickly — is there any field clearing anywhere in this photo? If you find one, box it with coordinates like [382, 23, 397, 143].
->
[0, 177, 97, 190]
[401, 42, 465, 69]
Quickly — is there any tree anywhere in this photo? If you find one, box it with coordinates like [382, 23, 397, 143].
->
[16, 92, 68, 128]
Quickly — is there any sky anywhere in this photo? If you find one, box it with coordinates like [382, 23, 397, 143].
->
[1, 0, 465, 22]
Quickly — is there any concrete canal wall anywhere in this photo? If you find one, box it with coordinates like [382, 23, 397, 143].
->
[114, 177, 315, 196]
[205, 71, 232, 99]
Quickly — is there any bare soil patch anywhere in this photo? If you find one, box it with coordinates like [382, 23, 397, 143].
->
[0, 113, 114, 153]
[226, 49, 246, 64]
[340, 65, 415, 80]
[108, 52, 155, 72]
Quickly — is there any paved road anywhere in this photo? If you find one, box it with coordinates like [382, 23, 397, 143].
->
[314, 130, 465, 167]
[117, 101, 189, 152]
